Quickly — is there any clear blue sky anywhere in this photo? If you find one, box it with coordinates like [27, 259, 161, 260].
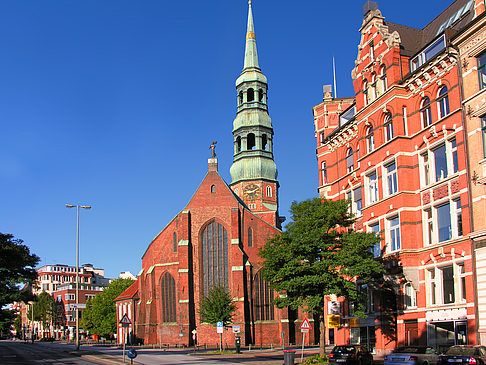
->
[0, 0, 453, 279]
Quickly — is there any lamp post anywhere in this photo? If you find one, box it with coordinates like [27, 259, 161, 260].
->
[66, 204, 91, 351]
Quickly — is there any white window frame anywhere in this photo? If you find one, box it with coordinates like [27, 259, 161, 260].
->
[427, 263, 465, 306]
[367, 171, 379, 204]
[369, 222, 381, 257]
[424, 197, 463, 245]
[385, 160, 398, 196]
[366, 126, 374, 153]
[404, 282, 417, 309]
[387, 215, 401, 252]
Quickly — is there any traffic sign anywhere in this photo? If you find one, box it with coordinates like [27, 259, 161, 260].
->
[232, 325, 240, 334]
[119, 314, 131, 325]
[299, 318, 311, 330]
[217, 321, 224, 334]
[69, 303, 86, 309]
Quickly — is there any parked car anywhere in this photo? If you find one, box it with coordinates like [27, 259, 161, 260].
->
[385, 346, 439, 365]
[329, 345, 374, 365]
[438, 346, 486, 365]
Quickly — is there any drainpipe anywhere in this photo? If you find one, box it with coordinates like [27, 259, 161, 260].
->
[451, 43, 479, 345]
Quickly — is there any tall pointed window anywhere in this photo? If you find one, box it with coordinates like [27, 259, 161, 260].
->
[201, 222, 229, 295]
[379, 65, 387, 94]
[173, 232, 177, 253]
[254, 270, 274, 321]
[363, 80, 369, 106]
[161, 273, 176, 323]
[248, 227, 253, 247]
[421, 97, 432, 127]
[321, 161, 328, 185]
[266, 185, 272, 197]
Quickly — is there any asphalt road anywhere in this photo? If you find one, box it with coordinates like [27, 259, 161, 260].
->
[0, 340, 102, 365]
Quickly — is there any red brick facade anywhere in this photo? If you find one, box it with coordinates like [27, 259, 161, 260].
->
[314, 0, 484, 355]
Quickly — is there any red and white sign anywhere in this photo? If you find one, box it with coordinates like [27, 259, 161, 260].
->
[299, 318, 311, 330]
[119, 314, 131, 325]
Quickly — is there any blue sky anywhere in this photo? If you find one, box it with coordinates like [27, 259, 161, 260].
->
[0, 0, 453, 279]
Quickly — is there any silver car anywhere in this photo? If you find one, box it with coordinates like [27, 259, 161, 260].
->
[385, 346, 439, 365]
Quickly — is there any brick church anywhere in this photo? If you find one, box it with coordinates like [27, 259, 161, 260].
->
[116, 2, 309, 347]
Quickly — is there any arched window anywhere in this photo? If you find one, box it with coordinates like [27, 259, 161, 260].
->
[262, 134, 268, 151]
[247, 88, 254, 102]
[248, 227, 253, 247]
[370, 73, 377, 101]
[366, 125, 374, 153]
[421, 97, 432, 127]
[254, 270, 274, 321]
[236, 136, 241, 152]
[247, 133, 256, 150]
[211, 185, 216, 193]
[258, 89, 264, 102]
[379, 65, 387, 94]
[173, 232, 177, 252]
[363, 80, 369, 106]
[266, 185, 272, 197]
[403, 282, 417, 309]
[238, 91, 243, 105]
[161, 273, 176, 322]
[201, 222, 229, 295]
[346, 148, 354, 173]
[384, 113, 393, 142]
[437, 86, 450, 118]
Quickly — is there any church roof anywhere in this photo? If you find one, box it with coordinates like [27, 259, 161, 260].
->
[114, 280, 139, 302]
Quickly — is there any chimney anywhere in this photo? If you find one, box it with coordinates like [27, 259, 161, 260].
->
[363, 1, 378, 16]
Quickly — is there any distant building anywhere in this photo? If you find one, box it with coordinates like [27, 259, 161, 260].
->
[119, 271, 136, 280]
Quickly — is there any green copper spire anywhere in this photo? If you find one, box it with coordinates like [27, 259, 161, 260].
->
[230, 1, 277, 185]
[244, 1, 259, 70]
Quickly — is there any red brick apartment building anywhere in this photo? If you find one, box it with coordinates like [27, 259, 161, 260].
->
[314, 0, 486, 355]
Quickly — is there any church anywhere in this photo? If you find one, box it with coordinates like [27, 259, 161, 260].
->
[115, 2, 310, 347]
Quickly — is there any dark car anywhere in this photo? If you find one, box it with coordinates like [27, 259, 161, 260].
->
[385, 346, 439, 365]
[438, 346, 486, 365]
[329, 345, 374, 365]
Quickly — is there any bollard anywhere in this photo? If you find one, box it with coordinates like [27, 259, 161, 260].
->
[283, 349, 296, 365]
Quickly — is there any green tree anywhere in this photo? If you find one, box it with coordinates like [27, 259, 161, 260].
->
[198, 285, 237, 350]
[80, 278, 134, 337]
[0, 233, 39, 333]
[259, 198, 384, 356]
[27, 291, 56, 330]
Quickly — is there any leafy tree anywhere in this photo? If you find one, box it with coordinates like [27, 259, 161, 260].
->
[198, 285, 237, 350]
[80, 278, 134, 337]
[259, 198, 384, 356]
[27, 291, 56, 329]
[0, 233, 39, 333]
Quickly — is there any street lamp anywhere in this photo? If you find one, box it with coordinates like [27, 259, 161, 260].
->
[66, 204, 91, 351]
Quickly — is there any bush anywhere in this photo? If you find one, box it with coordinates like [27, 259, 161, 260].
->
[303, 354, 328, 364]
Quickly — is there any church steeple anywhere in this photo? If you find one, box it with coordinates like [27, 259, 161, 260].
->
[230, 1, 279, 227]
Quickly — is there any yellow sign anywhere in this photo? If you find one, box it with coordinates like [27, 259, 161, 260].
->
[327, 315, 341, 328]
[349, 318, 358, 327]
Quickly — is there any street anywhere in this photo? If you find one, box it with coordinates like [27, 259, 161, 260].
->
[0, 340, 308, 364]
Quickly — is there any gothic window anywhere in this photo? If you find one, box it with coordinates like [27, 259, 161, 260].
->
[247, 133, 256, 150]
[266, 185, 272, 197]
[211, 185, 216, 193]
[173, 232, 177, 252]
[201, 222, 229, 295]
[262, 134, 268, 151]
[248, 227, 253, 248]
[247, 88, 255, 102]
[370, 72, 377, 101]
[421, 97, 432, 127]
[254, 270, 274, 321]
[384, 113, 393, 142]
[161, 273, 176, 323]
[437, 86, 450, 118]
[346, 148, 354, 173]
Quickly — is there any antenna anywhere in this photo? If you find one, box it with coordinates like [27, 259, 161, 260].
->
[333, 56, 338, 98]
